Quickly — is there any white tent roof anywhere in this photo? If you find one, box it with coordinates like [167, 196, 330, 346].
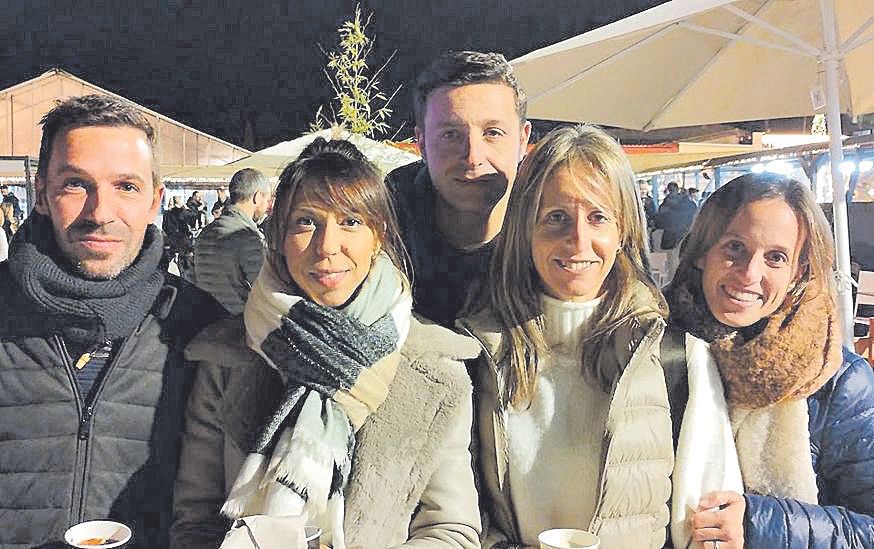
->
[0, 68, 251, 171]
[252, 128, 420, 174]
[164, 128, 420, 183]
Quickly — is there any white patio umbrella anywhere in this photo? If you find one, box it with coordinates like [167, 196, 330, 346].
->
[512, 0, 874, 344]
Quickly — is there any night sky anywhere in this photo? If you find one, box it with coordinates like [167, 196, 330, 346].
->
[2, 1, 666, 150]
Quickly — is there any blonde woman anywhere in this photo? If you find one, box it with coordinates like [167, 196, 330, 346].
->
[459, 125, 672, 548]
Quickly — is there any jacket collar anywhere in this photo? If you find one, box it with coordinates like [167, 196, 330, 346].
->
[221, 204, 260, 232]
[403, 314, 481, 362]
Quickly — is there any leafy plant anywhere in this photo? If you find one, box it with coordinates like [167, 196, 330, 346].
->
[311, 5, 401, 138]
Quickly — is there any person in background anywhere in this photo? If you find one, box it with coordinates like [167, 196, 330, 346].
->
[1, 201, 18, 242]
[210, 200, 224, 220]
[213, 188, 229, 213]
[186, 190, 206, 231]
[193, 168, 272, 315]
[660, 181, 681, 208]
[163, 196, 195, 255]
[666, 173, 874, 548]
[1, 183, 22, 220]
[640, 181, 657, 228]
[172, 138, 481, 548]
[459, 125, 673, 548]
[688, 187, 701, 207]
[0, 94, 225, 549]
[386, 50, 531, 327]
[655, 181, 697, 250]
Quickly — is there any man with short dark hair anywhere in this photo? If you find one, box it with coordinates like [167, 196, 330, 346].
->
[186, 190, 206, 230]
[193, 167, 272, 314]
[386, 50, 531, 326]
[1, 183, 22, 220]
[0, 94, 225, 549]
[162, 195, 197, 277]
[211, 188, 229, 218]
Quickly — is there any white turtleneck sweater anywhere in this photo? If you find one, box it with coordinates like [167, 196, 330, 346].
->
[506, 295, 611, 545]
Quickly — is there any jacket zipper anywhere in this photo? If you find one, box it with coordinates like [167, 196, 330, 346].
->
[587, 320, 668, 534]
[55, 335, 86, 525]
[55, 334, 128, 524]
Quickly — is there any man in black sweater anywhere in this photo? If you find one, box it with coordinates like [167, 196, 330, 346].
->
[386, 51, 531, 326]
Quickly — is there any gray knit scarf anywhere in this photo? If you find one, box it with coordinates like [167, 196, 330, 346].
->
[7, 212, 164, 346]
[225, 256, 411, 549]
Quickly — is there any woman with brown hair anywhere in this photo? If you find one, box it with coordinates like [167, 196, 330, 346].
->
[171, 137, 481, 548]
[459, 124, 673, 548]
[666, 172, 874, 548]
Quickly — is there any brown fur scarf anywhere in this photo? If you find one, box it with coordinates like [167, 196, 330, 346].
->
[667, 274, 842, 409]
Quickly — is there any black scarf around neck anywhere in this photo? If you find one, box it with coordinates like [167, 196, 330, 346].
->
[8, 212, 165, 346]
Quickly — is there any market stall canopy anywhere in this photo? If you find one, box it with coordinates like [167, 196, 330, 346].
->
[161, 155, 293, 182]
[0, 157, 34, 180]
[637, 133, 874, 176]
[163, 128, 420, 183]
[626, 141, 756, 172]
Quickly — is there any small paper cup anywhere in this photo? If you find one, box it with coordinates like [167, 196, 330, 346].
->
[538, 528, 600, 549]
[64, 520, 131, 548]
[304, 526, 322, 549]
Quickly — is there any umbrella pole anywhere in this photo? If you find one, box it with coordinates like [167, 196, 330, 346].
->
[821, 0, 854, 346]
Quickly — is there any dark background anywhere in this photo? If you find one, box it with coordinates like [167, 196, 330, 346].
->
[1, 0, 668, 150]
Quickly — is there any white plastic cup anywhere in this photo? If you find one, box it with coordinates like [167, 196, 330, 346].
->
[538, 528, 600, 549]
[64, 520, 132, 548]
[304, 526, 322, 549]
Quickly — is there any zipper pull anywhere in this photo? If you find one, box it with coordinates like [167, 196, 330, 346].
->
[74, 353, 92, 370]
[74, 340, 112, 370]
[79, 404, 94, 440]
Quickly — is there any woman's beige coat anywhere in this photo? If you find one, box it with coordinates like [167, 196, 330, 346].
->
[459, 308, 673, 549]
[171, 315, 482, 549]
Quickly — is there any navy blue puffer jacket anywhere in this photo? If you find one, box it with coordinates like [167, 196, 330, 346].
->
[744, 348, 874, 547]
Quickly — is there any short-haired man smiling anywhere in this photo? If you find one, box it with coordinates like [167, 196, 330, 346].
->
[0, 95, 225, 548]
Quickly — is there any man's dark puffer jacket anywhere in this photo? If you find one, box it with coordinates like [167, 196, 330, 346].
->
[192, 205, 264, 315]
[0, 263, 226, 549]
[744, 348, 874, 548]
